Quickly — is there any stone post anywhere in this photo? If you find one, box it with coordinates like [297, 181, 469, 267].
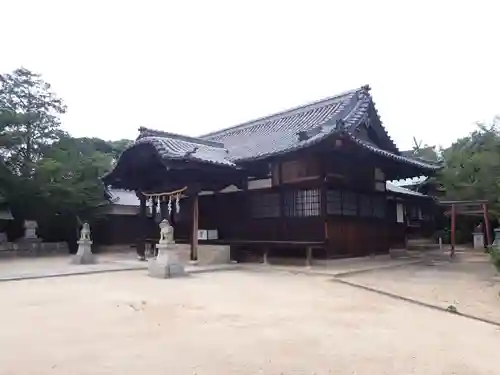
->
[71, 222, 95, 264]
[22, 220, 41, 242]
[473, 231, 485, 250]
[148, 219, 185, 278]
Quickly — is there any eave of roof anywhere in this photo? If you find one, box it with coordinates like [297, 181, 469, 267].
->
[107, 189, 140, 206]
[128, 134, 236, 167]
[347, 136, 441, 171]
[390, 176, 429, 187]
[386, 182, 429, 198]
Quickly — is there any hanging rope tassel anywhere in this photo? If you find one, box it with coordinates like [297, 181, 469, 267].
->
[167, 195, 172, 215]
[146, 197, 152, 216]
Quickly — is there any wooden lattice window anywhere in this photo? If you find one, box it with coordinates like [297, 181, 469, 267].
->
[284, 189, 321, 217]
[372, 196, 386, 218]
[327, 190, 342, 215]
[359, 194, 372, 217]
[342, 191, 358, 216]
[250, 192, 280, 218]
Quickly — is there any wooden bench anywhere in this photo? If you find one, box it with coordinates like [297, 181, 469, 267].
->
[220, 240, 325, 267]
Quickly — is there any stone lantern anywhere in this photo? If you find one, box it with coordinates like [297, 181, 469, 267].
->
[71, 222, 95, 264]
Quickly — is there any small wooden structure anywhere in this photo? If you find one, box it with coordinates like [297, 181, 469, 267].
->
[441, 200, 491, 256]
[103, 86, 441, 261]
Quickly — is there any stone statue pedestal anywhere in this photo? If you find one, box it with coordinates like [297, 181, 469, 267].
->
[148, 220, 185, 279]
[473, 232, 485, 250]
[71, 222, 95, 264]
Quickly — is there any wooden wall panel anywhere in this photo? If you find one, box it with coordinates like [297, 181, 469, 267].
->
[326, 217, 389, 257]
[280, 156, 320, 184]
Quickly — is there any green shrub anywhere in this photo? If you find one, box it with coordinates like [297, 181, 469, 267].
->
[488, 246, 500, 273]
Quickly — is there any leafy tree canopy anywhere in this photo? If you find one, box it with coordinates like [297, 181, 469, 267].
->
[0, 67, 132, 240]
[438, 117, 500, 215]
[0, 68, 66, 176]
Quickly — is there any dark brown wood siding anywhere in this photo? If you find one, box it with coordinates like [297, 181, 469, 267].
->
[326, 217, 389, 256]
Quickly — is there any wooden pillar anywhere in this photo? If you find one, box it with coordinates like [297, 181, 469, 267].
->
[262, 247, 268, 265]
[306, 246, 312, 268]
[450, 203, 456, 257]
[483, 203, 491, 246]
[190, 193, 199, 261]
[320, 158, 328, 258]
[277, 162, 286, 239]
[137, 193, 147, 260]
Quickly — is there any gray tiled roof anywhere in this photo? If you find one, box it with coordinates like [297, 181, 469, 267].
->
[135, 134, 235, 167]
[199, 87, 362, 161]
[128, 86, 439, 170]
[386, 182, 427, 197]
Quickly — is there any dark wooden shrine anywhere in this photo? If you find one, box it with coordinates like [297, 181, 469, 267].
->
[103, 86, 441, 261]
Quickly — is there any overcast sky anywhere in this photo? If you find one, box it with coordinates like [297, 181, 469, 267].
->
[2, 0, 499, 150]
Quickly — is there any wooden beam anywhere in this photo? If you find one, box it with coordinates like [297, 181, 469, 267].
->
[483, 203, 491, 246]
[451, 203, 456, 257]
[440, 200, 489, 205]
[190, 193, 199, 261]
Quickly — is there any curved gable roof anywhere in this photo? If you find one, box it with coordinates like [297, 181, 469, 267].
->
[111, 85, 441, 173]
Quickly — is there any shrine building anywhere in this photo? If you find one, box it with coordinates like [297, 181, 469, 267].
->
[103, 85, 441, 261]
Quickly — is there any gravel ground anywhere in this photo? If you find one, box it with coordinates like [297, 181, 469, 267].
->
[0, 268, 499, 375]
[342, 253, 500, 324]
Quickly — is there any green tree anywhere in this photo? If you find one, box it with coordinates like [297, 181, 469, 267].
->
[0, 67, 66, 176]
[0, 67, 134, 242]
[33, 136, 125, 219]
[438, 117, 500, 215]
